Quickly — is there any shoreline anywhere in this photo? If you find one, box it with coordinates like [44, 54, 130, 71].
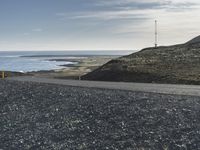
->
[4, 55, 118, 79]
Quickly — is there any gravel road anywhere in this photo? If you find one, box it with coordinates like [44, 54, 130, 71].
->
[1, 79, 200, 149]
[8, 76, 200, 96]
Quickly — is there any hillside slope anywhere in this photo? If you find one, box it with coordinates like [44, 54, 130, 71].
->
[83, 36, 200, 84]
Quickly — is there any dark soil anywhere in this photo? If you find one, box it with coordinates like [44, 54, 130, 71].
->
[0, 80, 200, 149]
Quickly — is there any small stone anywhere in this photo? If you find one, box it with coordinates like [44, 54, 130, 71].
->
[20, 139, 24, 144]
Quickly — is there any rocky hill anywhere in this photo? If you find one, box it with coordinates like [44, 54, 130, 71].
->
[83, 36, 200, 84]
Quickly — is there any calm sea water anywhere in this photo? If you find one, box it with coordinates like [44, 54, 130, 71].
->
[0, 51, 133, 72]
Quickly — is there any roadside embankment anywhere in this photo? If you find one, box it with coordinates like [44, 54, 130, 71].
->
[0, 79, 200, 149]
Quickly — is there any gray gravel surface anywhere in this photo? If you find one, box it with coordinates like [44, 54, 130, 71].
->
[0, 80, 200, 150]
[8, 76, 200, 96]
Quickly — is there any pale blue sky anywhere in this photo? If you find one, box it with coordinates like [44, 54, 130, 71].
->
[0, 0, 200, 50]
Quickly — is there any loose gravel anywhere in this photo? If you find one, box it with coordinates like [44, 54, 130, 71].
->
[0, 80, 200, 150]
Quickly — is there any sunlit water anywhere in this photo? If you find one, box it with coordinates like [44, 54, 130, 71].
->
[0, 51, 133, 72]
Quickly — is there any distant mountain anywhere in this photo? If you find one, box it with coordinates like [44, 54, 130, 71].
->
[82, 36, 200, 84]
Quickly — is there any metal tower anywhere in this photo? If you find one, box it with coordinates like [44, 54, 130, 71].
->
[155, 20, 158, 48]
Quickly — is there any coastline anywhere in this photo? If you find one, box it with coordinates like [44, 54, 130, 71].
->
[6, 55, 118, 79]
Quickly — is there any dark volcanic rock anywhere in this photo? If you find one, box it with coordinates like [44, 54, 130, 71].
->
[83, 35, 200, 84]
[186, 35, 200, 44]
[0, 80, 200, 149]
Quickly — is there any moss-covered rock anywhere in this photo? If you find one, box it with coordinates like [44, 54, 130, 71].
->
[83, 36, 200, 84]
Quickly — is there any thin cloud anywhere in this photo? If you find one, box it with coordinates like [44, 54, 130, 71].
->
[55, 0, 200, 42]
[22, 28, 43, 36]
[23, 33, 30, 36]
[95, 0, 197, 10]
[56, 0, 198, 22]
[58, 10, 149, 21]
[32, 28, 43, 32]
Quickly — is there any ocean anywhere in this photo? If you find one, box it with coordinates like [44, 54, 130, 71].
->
[0, 51, 133, 72]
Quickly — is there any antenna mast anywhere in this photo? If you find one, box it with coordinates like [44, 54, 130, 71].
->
[155, 20, 158, 47]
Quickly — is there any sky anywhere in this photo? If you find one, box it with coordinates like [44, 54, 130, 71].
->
[0, 0, 200, 51]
